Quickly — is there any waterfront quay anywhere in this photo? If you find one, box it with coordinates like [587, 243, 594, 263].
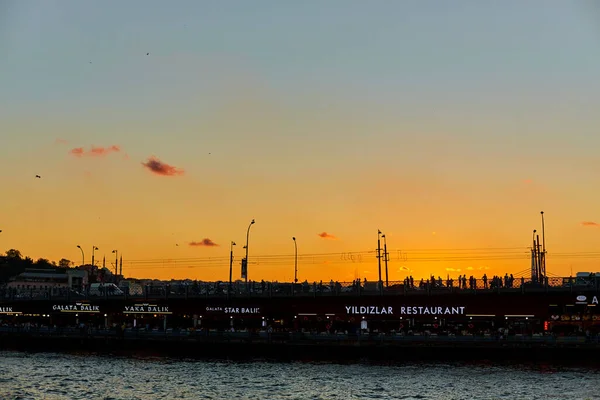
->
[1, 279, 599, 354]
[1, 326, 600, 363]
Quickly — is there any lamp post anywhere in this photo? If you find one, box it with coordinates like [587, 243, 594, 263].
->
[91, 246, 98, 267]
[77, 245, 85, 266]
[244, 219, 255, 287]
[229, 241, 236, 295]
[112, 250, 118, 276]
[292, 237, 298, 283]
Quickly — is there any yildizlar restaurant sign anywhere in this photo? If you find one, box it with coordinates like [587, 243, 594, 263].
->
[345, 305, 466, 316]
[123, 304, 172, 314]
[0, 306, 21, 315]
[52, 303, 100, 313]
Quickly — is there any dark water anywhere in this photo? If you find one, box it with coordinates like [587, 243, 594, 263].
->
[1, 352, 599, 399]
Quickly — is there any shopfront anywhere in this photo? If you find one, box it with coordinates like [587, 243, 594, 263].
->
[201, 304, 265, 331]
[548, 293, 600, 334]
[0, 305, 23, 325]
[50, 302, 103, 327]
[122, 303, 173, 331]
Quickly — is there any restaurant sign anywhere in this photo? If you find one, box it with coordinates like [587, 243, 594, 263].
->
[0, 306, 21, 315]
[345, 306, 466, 316]
[124, 304, 171, 314]
[52, 303, 99, 313]
[205, 306, 260, 314]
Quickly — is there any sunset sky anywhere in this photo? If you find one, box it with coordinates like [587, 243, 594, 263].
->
[1, 1, 600, 282]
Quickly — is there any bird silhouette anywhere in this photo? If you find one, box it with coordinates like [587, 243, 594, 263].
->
[35, 175, 41, 179]
[146, 53, 150, 55]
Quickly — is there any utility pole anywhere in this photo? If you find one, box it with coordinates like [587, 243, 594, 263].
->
[229, 241, 236, 295]
[382, 234, 389, 287]
[377, 230, 382, 291]
[531, 230, 537, 282]
[540, 211, 546, 282]
[536, 235, 543, 284]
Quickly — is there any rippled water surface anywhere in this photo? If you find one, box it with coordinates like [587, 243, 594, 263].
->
[1, 352, 599, 399]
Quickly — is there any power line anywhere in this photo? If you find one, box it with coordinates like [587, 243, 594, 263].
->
[121, 248, 600, 270]
[123, 247, 539, 263]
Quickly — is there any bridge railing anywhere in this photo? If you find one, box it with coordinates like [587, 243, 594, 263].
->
[0, 276, 597, 302]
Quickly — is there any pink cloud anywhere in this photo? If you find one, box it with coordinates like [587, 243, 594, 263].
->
[142, 156, 184, 176]
[69, 145, 121, 157]
[318, 232, 337, 240]
[581, 221, 599, 227]
[189, 238, 219, 247]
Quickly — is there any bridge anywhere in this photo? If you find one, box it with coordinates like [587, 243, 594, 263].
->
[1, 275, 598, 303]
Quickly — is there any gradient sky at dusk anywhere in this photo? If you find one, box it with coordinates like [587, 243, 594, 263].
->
[1, 1, 600, 282]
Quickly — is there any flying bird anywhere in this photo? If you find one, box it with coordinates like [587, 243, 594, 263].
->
[146, 53, 150, 55]
[35, 175, 41, 179]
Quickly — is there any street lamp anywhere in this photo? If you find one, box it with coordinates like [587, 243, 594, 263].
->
[76, 245, 85, 266]
[229, 241, 236, 294]
[112, 250, 118, 276]
[292, 237, 298, 283]
[243, 219, 255, 286]
[91, 246, 99, 267]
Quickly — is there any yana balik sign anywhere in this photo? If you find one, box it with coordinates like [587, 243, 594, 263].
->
[0, 306, 21, 315]
[124, 304, 171, 314]
[52, 303, 100, 313]
[345, 306, 466, 316]
[205, 306, 261, 314]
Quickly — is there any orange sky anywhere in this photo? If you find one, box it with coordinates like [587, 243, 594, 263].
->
[1, 2, 600, 282]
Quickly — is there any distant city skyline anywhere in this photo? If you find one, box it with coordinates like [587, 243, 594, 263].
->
[1, 1, 599, 281]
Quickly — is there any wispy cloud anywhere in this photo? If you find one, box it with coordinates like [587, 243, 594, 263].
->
[142, 156, 184, 176]
[523, 179, 533, 184]
[398, 266, 412, 272]
[445, 268, 461, 272]
[189, 238, 219, 247]
[55, 138, 68, 145]
[581, 221, 599, 227]
[318, 232, 337, 240]
[69, 145, 121, 157]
